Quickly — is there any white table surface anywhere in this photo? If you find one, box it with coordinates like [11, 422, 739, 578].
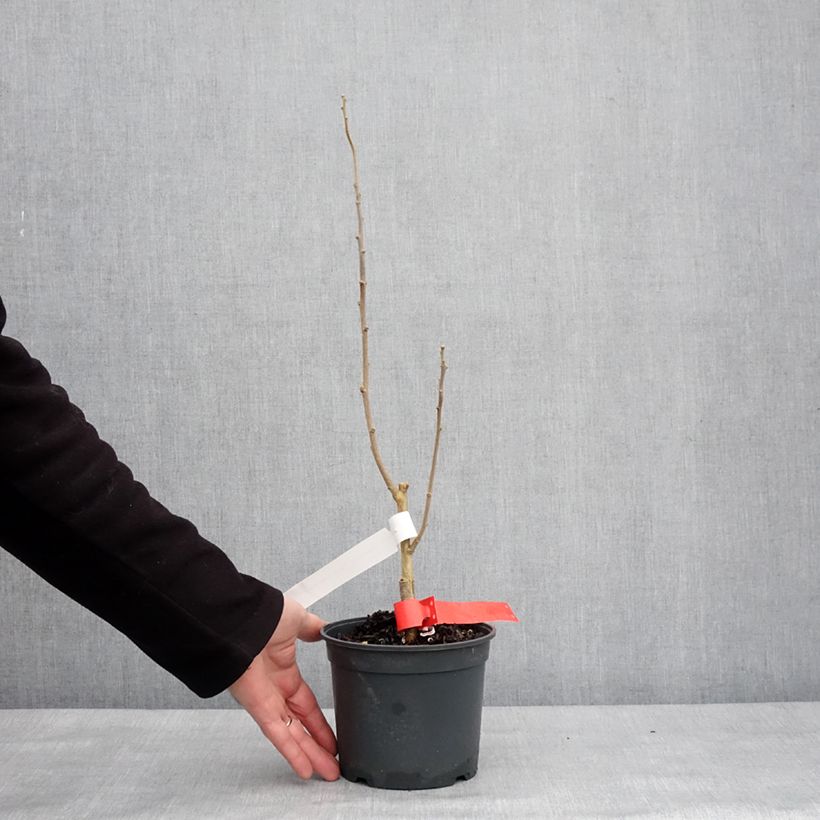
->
[1, 703, 819, 819]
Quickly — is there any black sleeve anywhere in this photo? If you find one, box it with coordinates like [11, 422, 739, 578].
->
[0, 298, 283, 697]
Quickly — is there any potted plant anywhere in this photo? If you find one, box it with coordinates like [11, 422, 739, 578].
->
[320, 98, 516, 790]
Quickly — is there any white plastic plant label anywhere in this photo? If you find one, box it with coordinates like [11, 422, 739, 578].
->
[387, 510, 418, 543]
[285, 513, 416, 609]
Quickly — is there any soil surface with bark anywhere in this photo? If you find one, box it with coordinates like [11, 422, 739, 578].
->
[337, 609, 491, 645]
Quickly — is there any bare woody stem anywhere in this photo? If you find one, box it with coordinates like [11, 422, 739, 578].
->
[409, 345, 447, 555]
[341, 95, 399, 504]
[341, 97, 447, 610]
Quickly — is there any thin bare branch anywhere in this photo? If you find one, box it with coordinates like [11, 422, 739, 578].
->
[409, 345, 447, 554]
[341, 96, 398, 501]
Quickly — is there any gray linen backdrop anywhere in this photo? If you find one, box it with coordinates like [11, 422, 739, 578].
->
[0, 1, 817, 709]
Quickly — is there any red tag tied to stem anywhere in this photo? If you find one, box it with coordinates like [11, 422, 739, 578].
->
[394, 595, 518, 631]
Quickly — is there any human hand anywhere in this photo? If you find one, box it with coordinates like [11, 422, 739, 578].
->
[228, 596, 340, 781]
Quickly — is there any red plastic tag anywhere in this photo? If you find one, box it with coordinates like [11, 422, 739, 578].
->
[394, 595, 518, 631]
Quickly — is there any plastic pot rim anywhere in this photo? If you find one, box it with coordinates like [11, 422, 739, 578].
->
[321, 617, 496, 653]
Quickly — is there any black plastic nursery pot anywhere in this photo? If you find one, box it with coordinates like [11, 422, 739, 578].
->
[321, 618, 496, 790]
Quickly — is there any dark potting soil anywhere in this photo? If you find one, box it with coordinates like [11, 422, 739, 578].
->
[337, 609, 491, 645]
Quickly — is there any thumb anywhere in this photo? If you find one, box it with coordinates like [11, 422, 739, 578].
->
[298, 610, 326, 643]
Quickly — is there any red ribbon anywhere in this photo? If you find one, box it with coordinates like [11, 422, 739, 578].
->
[394, 595, 518, 631]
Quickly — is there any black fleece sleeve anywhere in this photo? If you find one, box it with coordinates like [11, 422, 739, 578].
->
[0, 298, 283, 697]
